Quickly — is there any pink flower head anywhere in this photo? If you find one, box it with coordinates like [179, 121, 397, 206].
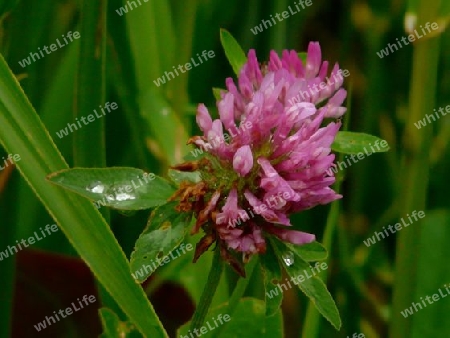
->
[179, 42, 346, 265]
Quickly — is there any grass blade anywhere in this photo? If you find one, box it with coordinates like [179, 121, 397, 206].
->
[0, 52, 167, 337]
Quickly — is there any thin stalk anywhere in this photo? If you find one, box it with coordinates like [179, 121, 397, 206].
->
[189, 248, 224, 331]
[214, 257, 258, 337]
[390, 1, 441, 337]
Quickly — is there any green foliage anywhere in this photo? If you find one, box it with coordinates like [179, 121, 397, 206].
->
[270, 238, 341, 330]
[260, 243, 283, 317]
[47, 167, 175, 210]
[129, 202, 191, 283]
[332, 131, 389, 155]
[220, 29, 247, 75]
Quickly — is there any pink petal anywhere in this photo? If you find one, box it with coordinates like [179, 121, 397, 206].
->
[196, 104, 212, 133]
[268, 227, 315, 245]
[233, 145, 253, 176]
[218, 92, 236, 130]
[306, 42, 322, 79]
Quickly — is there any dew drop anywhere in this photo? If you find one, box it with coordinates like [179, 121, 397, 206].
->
[114, 191, 136, 201]
[103, 185, 137, 202]
[282, 251, 295, 266]
[86, 181, 105, 194]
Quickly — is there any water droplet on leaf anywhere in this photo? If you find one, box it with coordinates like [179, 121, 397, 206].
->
[86, 181, 105, 194]
[103, 185, 137, 202]
[115, 191, 136, 201]
[282, 251, 295, 266]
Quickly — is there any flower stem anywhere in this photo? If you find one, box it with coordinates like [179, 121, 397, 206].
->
[390, 1, 441, 337]
[227, 256, 258, 312]
[213, 256, 258, 337]
[189, 248, 224, 331]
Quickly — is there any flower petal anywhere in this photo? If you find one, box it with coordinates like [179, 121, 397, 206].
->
[233, 145, 253, 176]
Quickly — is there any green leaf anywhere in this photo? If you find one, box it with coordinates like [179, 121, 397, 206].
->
[212, 87, 225, 101]
[332, 131, 390, 155]
[99, 308, 141, 338]
[219, 28, 247, 75]
[270, 237, 341, 330]
[0, 51, 167, 336]
[129, 202, 192, 283]
[178, 298, 283, 337]
[168, 169, 201, 185]
[411, 210, 450, 338]
[286, 241, 328, 262]
[47, 167, 175, 211]
[260, 244, 283, 317]
[140, 87, 191, 165]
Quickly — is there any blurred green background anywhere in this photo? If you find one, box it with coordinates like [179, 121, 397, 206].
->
[0, 0, 449, 337]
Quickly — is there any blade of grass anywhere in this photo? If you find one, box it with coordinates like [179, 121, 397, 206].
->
[124, 1, 190, 165]
[169, 0, 197, 115]
[390, 1, 441, 336]
[0, 52, 167, 337]
[107, 1, 150, 169]
[74, 0, 107, 168]
[75, 0, 122, 318]
[269, 0, 287, 51]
